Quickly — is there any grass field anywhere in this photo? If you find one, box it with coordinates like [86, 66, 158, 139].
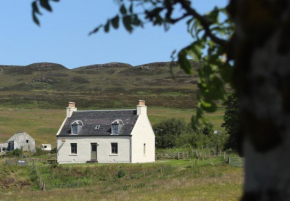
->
[0, 156, 243, 201]
[0, 107, 224, 147]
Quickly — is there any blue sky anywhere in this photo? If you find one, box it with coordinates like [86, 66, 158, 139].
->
[0, 0, 228, 69]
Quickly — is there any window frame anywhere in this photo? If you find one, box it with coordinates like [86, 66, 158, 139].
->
[71, 143, 77, 154]
[111, 143, 118, 155]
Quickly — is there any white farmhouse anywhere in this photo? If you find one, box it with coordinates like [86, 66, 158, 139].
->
[56, 101, 155, 164]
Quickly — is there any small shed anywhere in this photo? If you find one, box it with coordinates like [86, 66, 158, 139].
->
[41, 144, 52, 151]
[7, 132, 36, 152]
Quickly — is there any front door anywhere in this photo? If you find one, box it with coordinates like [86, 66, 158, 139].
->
[91, 143, 97, 160]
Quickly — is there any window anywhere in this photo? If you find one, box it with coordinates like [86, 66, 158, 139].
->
[112, 124, 118, 135]
[143, 143, 146, 155]
[111, 143, 118, 154]
[26, 140, 29, 143]
[72, 125, 78, 134]
[44, 146, 47, 148]
[71, 143, 77, 154]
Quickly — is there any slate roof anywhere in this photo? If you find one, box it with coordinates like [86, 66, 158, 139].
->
[58, 109, 138, 137]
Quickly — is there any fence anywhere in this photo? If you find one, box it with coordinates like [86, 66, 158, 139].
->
[228, 157, 244, 167]
[156, 150, 230, 160]
[5, 159, 32, 166]
[31, 160, 46, 190]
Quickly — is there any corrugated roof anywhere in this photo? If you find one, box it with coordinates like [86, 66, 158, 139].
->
[58, 109, 138, 136]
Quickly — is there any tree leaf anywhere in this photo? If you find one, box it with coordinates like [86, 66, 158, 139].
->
[89, 25, 103, 35]
[123, 16, 133, 32]
[32, 1, 42, 15]
[111, 15, 119, 29]
[32, 12, 40, 26]
[40, 0, 52, 12]
[104, 20, 110, 33]
[120, 4, 127, 15]
[178, 49, 193, 74]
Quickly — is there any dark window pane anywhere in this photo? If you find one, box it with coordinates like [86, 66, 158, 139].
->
[92, 143, 97, 151]
[111, 143, 118, 154]
[71, 143, 77, 154]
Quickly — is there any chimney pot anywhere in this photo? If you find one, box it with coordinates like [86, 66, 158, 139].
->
[68, 102, 75, 108]
[66, 102, 77, 117]
[139, 100, 145, 106]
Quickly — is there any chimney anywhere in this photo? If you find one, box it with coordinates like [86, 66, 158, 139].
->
[66, 102, 77, 118]
[137, 100, 147, 115]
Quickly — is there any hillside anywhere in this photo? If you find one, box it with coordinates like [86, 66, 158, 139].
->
[0, 61, 200, 109]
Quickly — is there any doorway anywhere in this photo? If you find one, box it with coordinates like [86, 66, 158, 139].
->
[91, 143, 97, 161]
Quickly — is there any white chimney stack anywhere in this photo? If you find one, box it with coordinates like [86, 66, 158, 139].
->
[137, 100, 147, 115]
[66, 102, 77, 117]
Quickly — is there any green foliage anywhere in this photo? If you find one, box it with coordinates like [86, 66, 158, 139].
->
[6, 148, 23, 157]
[154, 118, 187, 148]
[222, 92, 240, 152]
[50, 147, 57, 154]
[34, 147, 46, 156]
[117, 169, 126, 178]
[154, 118, 228, 150]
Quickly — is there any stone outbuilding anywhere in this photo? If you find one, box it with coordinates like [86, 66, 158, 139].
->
[7, 132, 36, 152]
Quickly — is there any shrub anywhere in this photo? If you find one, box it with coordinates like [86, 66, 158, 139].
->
[50, 147, 57, 154]
[117, 169, 126, 178]
[6, 148, 23, 157]
[34, 147, 46, 156]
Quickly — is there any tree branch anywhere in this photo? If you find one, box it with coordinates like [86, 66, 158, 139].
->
[177, 0, 227, 47]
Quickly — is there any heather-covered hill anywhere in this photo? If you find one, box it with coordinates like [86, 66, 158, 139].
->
[0, 61, 200, 109]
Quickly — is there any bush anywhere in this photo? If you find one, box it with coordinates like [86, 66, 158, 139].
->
[5, 148, 23, 157]
[153, 118, 187, 148]
[50, 147, 57, 154]
[117, 169, 126, 178]
[34, 147, 46, 156]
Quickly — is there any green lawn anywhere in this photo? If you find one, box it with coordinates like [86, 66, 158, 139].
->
[0, 157, 243, 201]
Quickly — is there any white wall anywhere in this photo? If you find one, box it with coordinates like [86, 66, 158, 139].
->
[41, 144, 52, 151]
[57, 136, 131, 164]
[131, 114, 155, 163]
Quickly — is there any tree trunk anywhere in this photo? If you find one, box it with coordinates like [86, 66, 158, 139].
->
[228, 0, 290, 200]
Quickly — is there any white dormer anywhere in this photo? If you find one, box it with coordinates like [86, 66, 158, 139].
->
[71, 120, 84, 135]
[111, 119, 124, 135]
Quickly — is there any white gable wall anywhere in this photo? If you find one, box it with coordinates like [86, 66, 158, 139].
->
[131, 114, 155, 163]
[57, 136, 131, 164]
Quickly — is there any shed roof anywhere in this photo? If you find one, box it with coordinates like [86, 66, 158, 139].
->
[58, 109, 138, 137]
[7, 132, 33, 142]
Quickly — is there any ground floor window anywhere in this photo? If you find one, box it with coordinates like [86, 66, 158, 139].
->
[71, 143, 77, 154]
[111, 143, 118, 154]
[144, 143, 146, 155]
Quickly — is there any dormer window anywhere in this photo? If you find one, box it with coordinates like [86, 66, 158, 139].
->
[111, 119, 124, 135]
[71, 120, 84, 135]
[112, 124, 118, 135]
[72, 125, 78, 134]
